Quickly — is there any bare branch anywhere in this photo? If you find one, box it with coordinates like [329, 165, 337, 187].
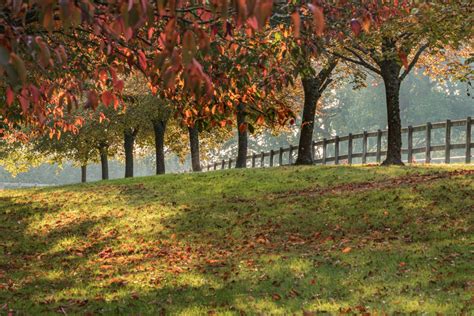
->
[331, 51, 382, 75]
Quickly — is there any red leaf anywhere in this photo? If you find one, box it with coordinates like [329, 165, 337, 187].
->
[114, 80, 124, 93]
[238, 122, 247, 133]
[86, 90, 98, 109]
[99, 69, 108, 83]
[308, 4, 325, 36]
[19, 95, 29, 114]
[291, 11, 301, 38]
[101, 91, 113, 107]
[6, 86, 14, 106]
[246, 16, 258, 31]
[148, 27, 155, 40]
[351, 19, 361, 36]
[398, 50, 409, 70]
[342, 247, 352, 253]
[138, 50, 147, 70]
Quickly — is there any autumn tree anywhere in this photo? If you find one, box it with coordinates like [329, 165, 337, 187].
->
[328, 0, 472, 165]
[1, 0, 308, 135]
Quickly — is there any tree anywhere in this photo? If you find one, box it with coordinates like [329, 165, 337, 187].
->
[1, 1, 317, 133]
[295, 58, 338, 165]
[328, 1, 472, 165]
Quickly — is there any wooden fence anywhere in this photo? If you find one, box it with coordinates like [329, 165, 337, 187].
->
[203, 117, 473, 171]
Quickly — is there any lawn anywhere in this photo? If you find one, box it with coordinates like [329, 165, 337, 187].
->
[0, 165, 473, 315]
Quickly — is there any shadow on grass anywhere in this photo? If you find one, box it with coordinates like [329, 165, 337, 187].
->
[0, 166, 472, 314]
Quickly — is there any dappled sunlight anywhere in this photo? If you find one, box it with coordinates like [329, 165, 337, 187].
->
[0, 165, 472, 313]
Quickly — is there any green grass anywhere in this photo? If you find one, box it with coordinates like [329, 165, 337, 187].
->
[0, 165, 473, 315]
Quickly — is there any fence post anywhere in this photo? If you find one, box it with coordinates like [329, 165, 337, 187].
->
[407, 125, 413, 163]
[214, 162, 217, 170]
[376, 129, 382, 163]
[228, 158, 232, 169]
[426, 122, 432, 163]
[260, 152, 265, 167]
[289, 145, 294, 165]
[221, 159, 225, 170]
[311, 141, 316, 161]
[348, 133, 353, 164]
[335, 136, 340, 165]
[279, 147, 283, 166]
[445, 119, 451, 163]
[362, 131, 368, 164]
[252, 153, 256, 168]
[207, 164, 211, 171]
[466, 117, 472, 164]
[270, 150, 274, 167]
[322, 138, 327, 165]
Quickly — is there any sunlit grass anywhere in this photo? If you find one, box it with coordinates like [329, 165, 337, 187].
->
[0, 164, 473, 314]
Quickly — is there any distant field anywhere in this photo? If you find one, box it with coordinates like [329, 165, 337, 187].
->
[0, 165, 473, 314]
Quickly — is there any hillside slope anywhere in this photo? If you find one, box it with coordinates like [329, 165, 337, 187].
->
[1, 165, 473, 314]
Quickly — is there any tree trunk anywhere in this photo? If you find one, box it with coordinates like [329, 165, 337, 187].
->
[124, 129, 136, 178]
[99, 143, 109, 180]
[380, 60, 404, 165]
[188, 125, 202, 172]
[235, 103, 248, 168]
[153, 120, 167, 175]
[81, 165, 87, 183]
[295, 59, 338, 165]
[295, 77, 321, 165]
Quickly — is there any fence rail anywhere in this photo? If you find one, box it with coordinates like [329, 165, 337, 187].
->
[0, 182, 54, 189]
[203, 117, 473, 171]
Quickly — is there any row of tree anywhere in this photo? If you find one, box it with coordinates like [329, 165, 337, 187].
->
[0, 1, 472, 176]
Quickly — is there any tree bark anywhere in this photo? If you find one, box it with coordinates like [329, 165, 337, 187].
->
[235, 103, 248, 168]
[153, 120, 167, 175]
[124, 128, 136, 178]
[188, 125, 202, 172]
[380, 40, 404, 166]
[295, 59, 338, 165]
[81, 165, 87, 183]
[295, 77, 321, 165]
[99, 143, 109, 180]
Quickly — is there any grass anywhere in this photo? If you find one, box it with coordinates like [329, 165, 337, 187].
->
[0, 164, 473, 315]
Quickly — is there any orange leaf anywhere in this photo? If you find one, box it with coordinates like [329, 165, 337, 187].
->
[99, 69, 108, 83]
[272, 293, 281, 301]
[6, 86, 14, 106]
[342, 247, 352, 253]
[361, 14, 371, 32]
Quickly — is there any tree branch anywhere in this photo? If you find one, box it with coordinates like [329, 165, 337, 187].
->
[331, 51, 382, 75]
[399, 43, 429, 81]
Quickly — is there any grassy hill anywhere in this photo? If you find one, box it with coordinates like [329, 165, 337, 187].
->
[0, 165, 473, 315]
